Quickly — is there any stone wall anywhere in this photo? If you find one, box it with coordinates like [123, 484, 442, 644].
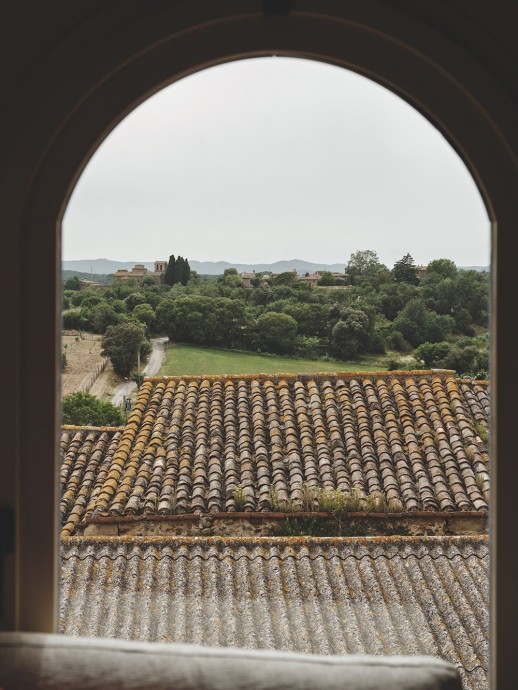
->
[81, 512, 487, 538]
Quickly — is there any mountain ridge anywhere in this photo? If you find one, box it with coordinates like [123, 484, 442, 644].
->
[63, 258, 346, 275]
[62, 258, 490, 276]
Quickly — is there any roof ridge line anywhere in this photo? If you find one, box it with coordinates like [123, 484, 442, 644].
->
[62, 534, 489, 545]
[62, 424, 125, 432]
[144, 369, 458, 384]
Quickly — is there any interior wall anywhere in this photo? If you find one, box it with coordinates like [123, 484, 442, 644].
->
[1, 1, 517, 687]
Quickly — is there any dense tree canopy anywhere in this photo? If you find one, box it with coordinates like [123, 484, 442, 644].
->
[156, 295, 250, 348]
[63, 252, 489, 375]
[256, 312, 298, 354]
[392, 253, 419, 285]
[64, 275, 80, 291]
[317, 271, 336, 286]
[132, 303, 155, 327]
[62, 392, 124, 426]
[423, 258, 457, 282]
[346, 250, 389, 287]
[331, 308, 372, 359]
[101, 322, 148, 377]
[273, 271, 298, 286]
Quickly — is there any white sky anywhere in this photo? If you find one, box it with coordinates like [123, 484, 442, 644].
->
[63, 56, 490, 268]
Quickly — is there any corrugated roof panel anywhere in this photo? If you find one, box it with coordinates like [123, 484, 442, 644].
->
[60, 536, 488, 690]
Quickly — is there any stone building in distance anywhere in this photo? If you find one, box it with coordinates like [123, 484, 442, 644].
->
[114, 260, 167, 286]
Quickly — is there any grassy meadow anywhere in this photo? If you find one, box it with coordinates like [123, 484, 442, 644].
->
[158, 344, 410, 377]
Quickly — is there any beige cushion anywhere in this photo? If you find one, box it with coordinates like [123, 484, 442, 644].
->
[0, 632, 461, 690]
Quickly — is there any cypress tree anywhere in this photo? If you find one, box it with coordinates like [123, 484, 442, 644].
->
[180, 258, 191, 285]
[175, 257, 184, 285]
[164, 255, 176, 286]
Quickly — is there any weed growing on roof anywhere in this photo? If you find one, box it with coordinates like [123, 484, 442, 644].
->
[233, 485, 246, 511]
[268, 486, 283, 511]
[269, 485, 306, 512]
[317, 488, 348, 513]
[300, 483, 319, 511]
[464, 445, 476, 462]
[317, 487, 369, 513]
[474, 421, 489, 444]
[270, 486, 402, 516]
[364, 491, 387, 513]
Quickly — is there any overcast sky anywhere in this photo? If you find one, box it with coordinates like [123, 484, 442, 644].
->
[63, 57, 490, 268]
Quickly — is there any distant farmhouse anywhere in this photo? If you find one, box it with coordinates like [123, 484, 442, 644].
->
[241, 269, 348, 288]
[114, 260, 167, 286]
[77, 279, 103, 290]
[416, 264, 428, 280]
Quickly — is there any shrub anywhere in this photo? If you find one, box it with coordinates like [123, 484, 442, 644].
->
[62, 392, 124, 426]
[63, 310, 88, 330]
[414, 341, 451, 368]
[130, 371, 145, 388]
[369, 329, 386, 354]
[385, 356, 403, 371]
[331, 309, 371, 359]
[256, 312, 298, 354]
[293, 335, 322, 360]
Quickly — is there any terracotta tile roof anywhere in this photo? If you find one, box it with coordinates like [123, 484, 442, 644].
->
[60, 426, 123, 536]
[60, 535, 488, 690]
[59, 372, 489, 534]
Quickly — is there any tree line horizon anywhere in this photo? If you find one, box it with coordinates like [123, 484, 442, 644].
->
[63, 249, 489, 381]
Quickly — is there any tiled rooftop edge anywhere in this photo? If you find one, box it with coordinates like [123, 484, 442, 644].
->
[62, 424, 125, 432]
[144, 369, 463, 384]
[62, 534, 489, 547]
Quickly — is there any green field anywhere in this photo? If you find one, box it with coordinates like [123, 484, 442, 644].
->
[159, 344, 408, 377]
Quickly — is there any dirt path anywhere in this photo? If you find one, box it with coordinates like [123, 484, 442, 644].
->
[89, 362, 119, 402]
[111, 337, 168, 406]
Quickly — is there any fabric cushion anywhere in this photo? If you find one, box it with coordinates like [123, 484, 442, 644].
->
[0, 632, 461, 690]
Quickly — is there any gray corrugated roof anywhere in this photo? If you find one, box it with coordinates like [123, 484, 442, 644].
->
[60, 536, 488, 690]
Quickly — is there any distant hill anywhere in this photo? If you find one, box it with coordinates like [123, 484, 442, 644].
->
[63, 269, 114, 284]
[62, 258, 490, 276]
[62, 258, 346, 276]
[63, 259, 155, 273]
[190, 259, 347, 275]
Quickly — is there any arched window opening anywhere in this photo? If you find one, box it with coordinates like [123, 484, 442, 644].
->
[58, 57, 490, 690]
